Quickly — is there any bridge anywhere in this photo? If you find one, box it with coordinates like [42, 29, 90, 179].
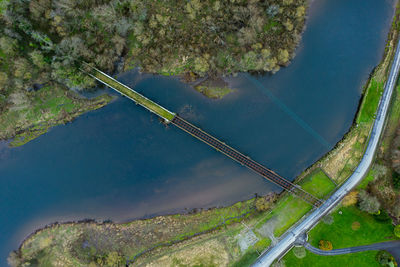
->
[83, 64, 323, 207]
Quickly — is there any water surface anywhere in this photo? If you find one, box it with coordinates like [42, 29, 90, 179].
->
[0, 0, 395, 265]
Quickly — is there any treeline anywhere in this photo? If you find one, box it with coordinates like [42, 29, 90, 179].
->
[0, 0, 307, 112]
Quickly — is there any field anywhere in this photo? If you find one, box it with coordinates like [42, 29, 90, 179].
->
[0, 84, 112, 147]
[283, 205, 397, 267]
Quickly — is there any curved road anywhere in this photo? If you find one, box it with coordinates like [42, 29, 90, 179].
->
[252, 37, 400, 267]
[304, 241, 400, 256]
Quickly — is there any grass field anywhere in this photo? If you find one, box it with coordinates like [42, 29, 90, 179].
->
[283, 205, 397, 267]
[357, 79, 384, 124]
[194, 85, 233, 99]
[255, 169, 336, 237]
[0, 85, 112, 147]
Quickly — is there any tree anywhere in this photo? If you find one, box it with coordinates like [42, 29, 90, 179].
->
[255, 194, 276, 212]
[0, 71, 7, 90]
[193, 57, 209, 74]
[374, 210, 392, 223]
[318, 240, 333, 251]
[30, 50, 46, 69]
[278, 49, 290, 64]
[0, 36, 17, 56]
[392, 200, 400, 218]
[376, 250, 396, 267]
[394, 225, 400, 238]
[105, 251, 124, 266]
[342, 191, 358, 206]
[7, 251, 22, 267]
[358, 190, 381, 214]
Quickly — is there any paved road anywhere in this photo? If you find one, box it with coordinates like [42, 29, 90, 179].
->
[252, 37, 400, 267]
[304, 241, 400, 255]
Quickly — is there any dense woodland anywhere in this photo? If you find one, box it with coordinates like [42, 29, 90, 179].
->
[0, 0, 307, 113]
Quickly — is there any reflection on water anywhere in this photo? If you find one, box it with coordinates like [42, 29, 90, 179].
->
[0, 0, 395, 265]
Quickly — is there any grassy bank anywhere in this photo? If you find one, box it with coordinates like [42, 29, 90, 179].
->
[0, 84, 113, 147]
[299, 0, 400, 185]
[194, 85, 233, 99]
[281, 5, 400, 265]
[10, 166, 336, 266]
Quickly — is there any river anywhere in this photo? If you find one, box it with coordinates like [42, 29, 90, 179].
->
[0, 0, 395, 265]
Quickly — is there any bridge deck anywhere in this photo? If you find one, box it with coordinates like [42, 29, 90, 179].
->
[171, 116, 323, 207]
[83, 65, 176, 121]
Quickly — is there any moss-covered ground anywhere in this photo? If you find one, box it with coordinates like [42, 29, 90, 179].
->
[0, 84, 112, 147]
[194, 85, 233, 99]
[254, 170, 335, 237]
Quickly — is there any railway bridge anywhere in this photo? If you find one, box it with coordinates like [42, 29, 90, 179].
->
[84, 65, 323, 207]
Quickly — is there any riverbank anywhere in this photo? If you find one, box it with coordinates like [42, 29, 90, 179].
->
[0, 83, 113, 147]
[9, 168, 336, 267]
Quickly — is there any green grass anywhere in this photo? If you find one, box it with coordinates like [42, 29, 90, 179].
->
[92, 70, 175, 121]
[300, 170, 336, 199]
[357, 79, 384, 124]
[284, 249, 381, 267]
[0, 85, 112, 146]
[358, 168, 376, 189]
[194, 85, 233, 99]
[283, 205, 397, 267]
[309, 206, 395, 248]
[255, 169, 336, 237]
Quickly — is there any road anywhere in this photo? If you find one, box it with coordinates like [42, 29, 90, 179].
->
[304, 241, 400, 255]
[251, 37, 400, 267]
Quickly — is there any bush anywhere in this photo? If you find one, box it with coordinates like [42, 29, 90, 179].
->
[374, 210, 392, 223]
[255, 194, 276, 212]
[293, 246, 306, 259]
[358, 190, 381, 214]
[394, 225, 400, 238]
[318, 240, 333, 251]
[342, 191, 359, 206]
[376, 250, 396, 267]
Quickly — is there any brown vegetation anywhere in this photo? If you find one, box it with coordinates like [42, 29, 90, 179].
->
[318, 240, 333, 251]
[342, 191, 358, 207]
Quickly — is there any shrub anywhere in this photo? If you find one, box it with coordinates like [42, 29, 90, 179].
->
[342, 191, 358, 206]
[318, 240, 333, 251]
[374, 210, 392, 223]
[255, 194, 276, 212]
[376, 250, 396, 267]
[293, 246, 306, 259]
[358, 190, 381, 214]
